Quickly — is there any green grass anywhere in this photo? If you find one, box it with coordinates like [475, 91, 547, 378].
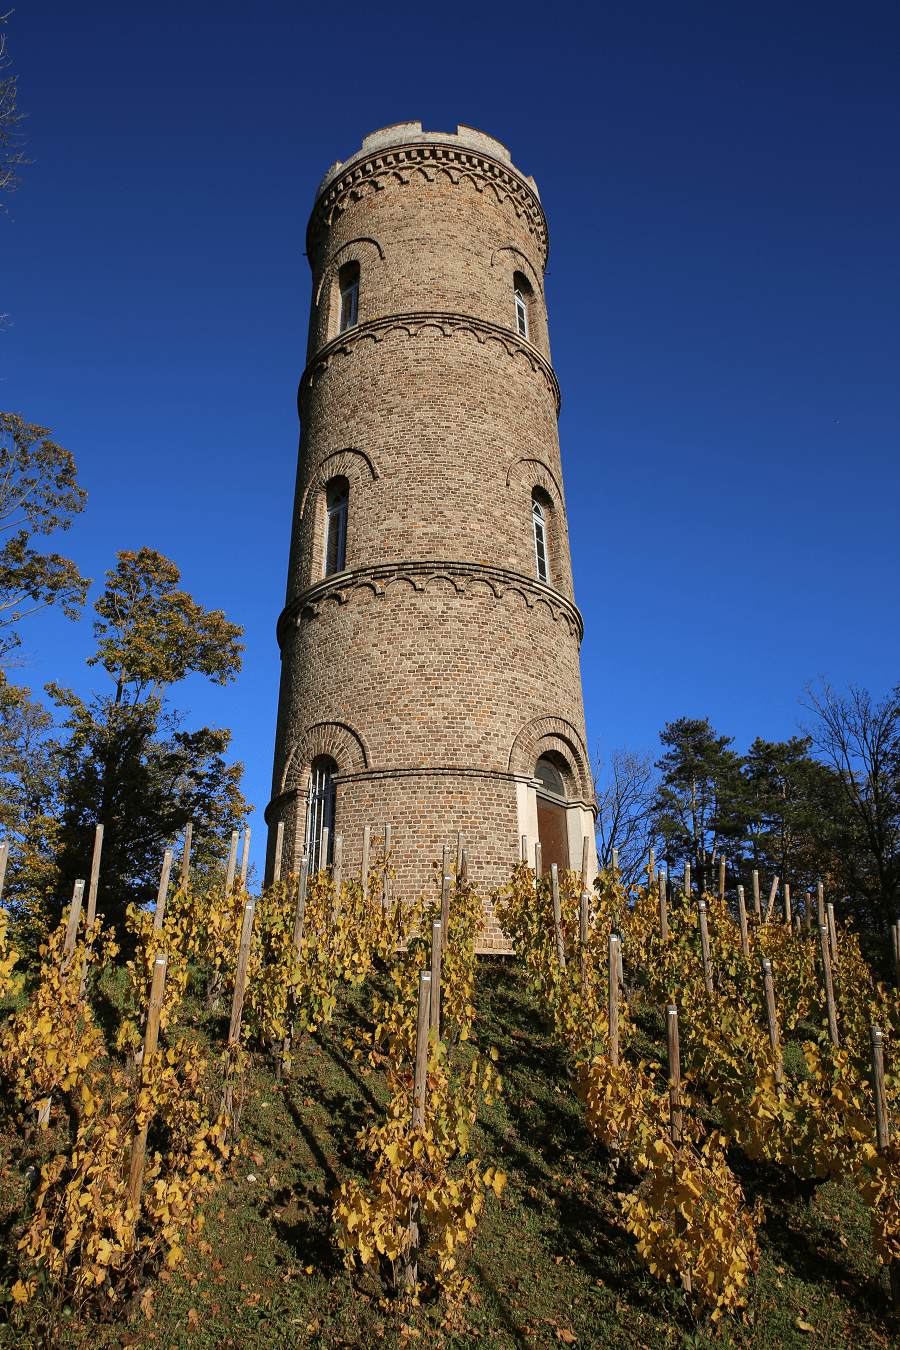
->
[0, 958, 895, 1348]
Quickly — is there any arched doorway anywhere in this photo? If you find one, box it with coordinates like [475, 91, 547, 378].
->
[307, 756, 337, 872]
[535, 754, 569, 875]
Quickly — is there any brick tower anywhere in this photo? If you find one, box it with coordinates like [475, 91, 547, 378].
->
[265, 123, 596, 927]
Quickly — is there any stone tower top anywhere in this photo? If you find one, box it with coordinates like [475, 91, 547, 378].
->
[313, 122, 541, 205]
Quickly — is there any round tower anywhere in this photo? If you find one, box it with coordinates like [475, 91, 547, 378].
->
[265, 122, 596, 935]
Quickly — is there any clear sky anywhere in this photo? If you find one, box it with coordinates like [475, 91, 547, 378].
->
[3, 0, 898, 880]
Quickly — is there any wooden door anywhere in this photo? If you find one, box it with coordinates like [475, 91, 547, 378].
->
[537, 797, 569, 875]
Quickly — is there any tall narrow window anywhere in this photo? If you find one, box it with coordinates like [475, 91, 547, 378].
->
[339, 262, 359, 332]
[513, 271, 532, 339]
[532, 494, 549, 583]
[515, 288, 528, 338]
[307, 756, 337, 873]
[325, 479, 348, 575]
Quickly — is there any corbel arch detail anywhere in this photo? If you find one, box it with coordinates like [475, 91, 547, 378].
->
[298, 447, 379, 521]
[491, 246, 544, 297]
[315, 236, 385, 304]
[280, 720, 370, 794]
[509, 716, 593, 801]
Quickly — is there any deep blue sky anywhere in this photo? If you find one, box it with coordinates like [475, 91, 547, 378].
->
[3, 1, 898, 878]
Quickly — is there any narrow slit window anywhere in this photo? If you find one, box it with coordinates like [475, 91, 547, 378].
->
[532, 496, 549, 583]
[325, 480, 349, 575]
[515, 288, 528, 338]
[339, 263, 359, 332]
[307, 757, 337, 873]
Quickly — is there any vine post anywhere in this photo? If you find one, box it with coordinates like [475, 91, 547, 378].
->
[360, 825, 370, 903]
[520, 834, 528, 863]
[827, 902, 838, 961]
[737, 884, 749, 957]
[804, 890, 812, 931]
[239, 827, 251, 886]
[892, 922, 900, 990]
[684, 860, 691, 902]
[611, 847, 618, 874]
[697, 899, 713, 995]
[332, 834, 343, 899]
[819, 923, 840, 1047]
[658, 870, 668, 943]
[127, 952, 169, 1221]
[430, 920, 442, 1033]
[78, 825, 104, 997]
[871, 1024, 890, 1148]
[152, 850, 174, 932]
[221, 898, 256, 1128]
[817, 880, 825, 928]
[0, 840, 7, 901]
[460, 847, 468, 885]
[383, 824, 391, 911]
[272, 820, 285, 883]
[225, 830, 239, 892]
[456, 831, 464, 877]
[608, 935, 619, 1067]
[783, 882, 792, 930]
[534, 841, 543, 880]
[759, 956, 783, 1085]
[764, 876, 779, 923]
[60, 880, 85, 977]
[718, 855, 726, 904]
[581, 834, 590, 890]
[406, 970, 432, 1290]
[440, 851, 451, 952]
[181, 821, 192, 888]
[665, 1003, 682, 1145]
[551, 863, 566, 971]
[752, 868, 760, 917]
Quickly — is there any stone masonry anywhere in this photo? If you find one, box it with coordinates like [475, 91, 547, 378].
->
[265, 123, 596, 950]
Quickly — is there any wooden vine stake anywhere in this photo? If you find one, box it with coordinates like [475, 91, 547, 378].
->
[520, 834, 528, 864]
[805, 891, 812, 931]
[239, 826, 251, 886]
[737, 885, 750, 957]
[225, 830, 239, 893]
[608, 934, 620, 1066]
[272, 820, 285, 884]
[817, 880, 825, 928]
[611, 847, 618, 874]
[697, 899, 713, 995]
[579, 891, 589, 985]
[460, 847, 468, 885]
[665, 1003, 682, 1146]
[752, 868, 761, 918]
[152, 850, 174, 931]
[764, 876, 780, 923]
[648, 847, 655, 889]
[221, 898, 256, 1128]
[534, 841, 543, 880]
[181, 822, 192, 889]
[759, 957, 783, 1085]
[430, 920, 442, 1034]
[60, 879, 86, 978]
[456, 831, 464, 878]
[819, 922, 840, 1047]
[871, 1024, 890, 1148]
[551, 863, 566, 971]
[127, 952, 168, 1221]
[0, 839, 7, 903]
[827, 901, 838, 961]
[406, 970, 432, 1290]
[783, 882, 792, 930]
[79, 824, 105, 997]
[440, 849, 451, 953]
[718, 855, 726, 904]
[658, 870, 668, 942]
[383, 823, 392, 912]
[581, 834, 590, 890]
[684, 860, 691, 903]
[361, 825, 371, 904]
[892, 922, 900, 991]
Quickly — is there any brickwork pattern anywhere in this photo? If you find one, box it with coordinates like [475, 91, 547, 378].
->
[266, 123, 595, 937]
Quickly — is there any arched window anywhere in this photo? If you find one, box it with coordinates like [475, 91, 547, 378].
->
[532, 492, 549, 583]
[513, 271, 532, 339]
[325, 478, 349, 575]
[535, 754, 569, 874]
[307, 756, 337, 873]
[339, 262, 360, 332]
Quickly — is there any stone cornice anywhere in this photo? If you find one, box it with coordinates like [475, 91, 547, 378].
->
[276, 559, 584, 648]
[307, 141, 548, 266]
[299, 312, 561, 417]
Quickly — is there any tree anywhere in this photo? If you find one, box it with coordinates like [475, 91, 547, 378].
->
[46, 548, 247, 931]
[801, 680, 900, 930]
[0, 413, 90, 662]
[592, 743, 659, 887]
[0, 11, 29, 207]
[652, 717, 744, 893]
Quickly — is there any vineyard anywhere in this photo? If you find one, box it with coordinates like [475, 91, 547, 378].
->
[0, 827, 897, 1348]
